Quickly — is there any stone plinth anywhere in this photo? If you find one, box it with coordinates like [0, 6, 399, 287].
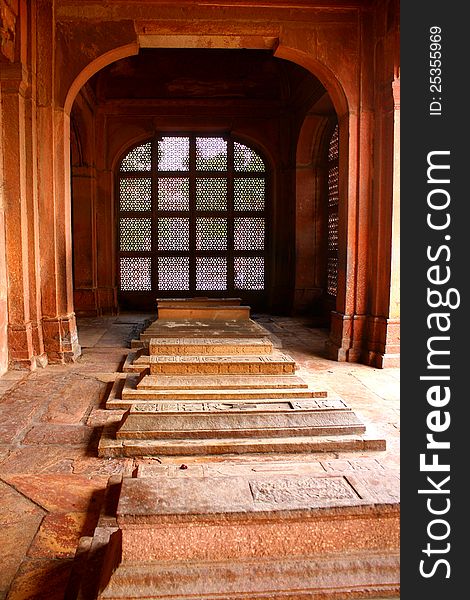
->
[148, 352, 296, 375]
[96, 475, 399, 599]
[100, 303, 384, 459]
[135, 318, 270, 344]
[148, 336, 273, 356]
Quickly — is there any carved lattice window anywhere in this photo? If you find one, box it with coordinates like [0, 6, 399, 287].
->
[327, 124, 339, 298]
[117, 135, 267, 299]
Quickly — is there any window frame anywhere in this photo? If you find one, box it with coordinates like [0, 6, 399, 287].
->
[116, 133, 270, 309]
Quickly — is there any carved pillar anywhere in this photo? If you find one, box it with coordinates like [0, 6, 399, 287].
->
[325, 106, 372, 363]
[0, 42, 8, 373]
[365, 76, 400, 367]
[0, 63, 37, 368]
[36, 0, 80, 362]
[325, 10, 374, 364]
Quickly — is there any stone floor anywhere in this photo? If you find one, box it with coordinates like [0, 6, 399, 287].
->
[0, 313, 399, 600]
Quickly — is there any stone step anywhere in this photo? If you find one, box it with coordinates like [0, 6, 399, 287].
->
[148, 351, 296, 375]
[99, 430, 386, 457]
[157, 305, 250, 320]
[137, 374, 310, 390]
[98, 552, 400, 600]
[116, 408, 366, 440]
[109, 392, 330, 410]
[125, 398, 348, 414]
[96, 475, 398, 599]
[106, 375, 329, 410]
[148, 336, 273, 356]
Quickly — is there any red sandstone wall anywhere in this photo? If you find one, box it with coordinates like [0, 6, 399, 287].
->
[0, 0, 400, 368]
[0, 82, 8, 375]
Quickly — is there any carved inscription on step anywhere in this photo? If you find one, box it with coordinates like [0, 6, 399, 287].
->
[149, 354, 293, 363]
[249, 477, 358, 504]
[290, 399, 349, 410]
[149, 353, 296, 375]
[132, 401, 297, 413]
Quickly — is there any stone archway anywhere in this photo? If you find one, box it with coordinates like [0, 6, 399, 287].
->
[66, 39, 353, 320]
[55, 6, 397, 366]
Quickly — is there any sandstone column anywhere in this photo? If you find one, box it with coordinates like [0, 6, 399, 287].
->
[36, 0, 80, 362]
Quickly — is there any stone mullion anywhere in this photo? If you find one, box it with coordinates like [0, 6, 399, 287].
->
[72, 165, 98, 315]
[95, 110, 115, 314]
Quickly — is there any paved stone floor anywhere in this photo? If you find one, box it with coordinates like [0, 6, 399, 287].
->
[0, 313, 399, 600]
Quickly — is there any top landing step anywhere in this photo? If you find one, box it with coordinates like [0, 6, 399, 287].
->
[139, 318, 270, 340]
[157, 305, 250, 320]
[157, 297, 242, 307]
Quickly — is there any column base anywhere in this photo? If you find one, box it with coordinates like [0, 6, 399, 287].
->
[7, 322, 48, 371]
[42, 314, 81, 364]
[364, 317, 400, 368]
[325, 313, 400, 368]
[325, 312, 366, 363]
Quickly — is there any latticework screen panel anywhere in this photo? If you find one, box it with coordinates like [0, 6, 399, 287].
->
[158, 178, 190, 211]
[120, 143, 152, 172]
[234, 218, 265, 251]
[196, 257, 227, 291]
[327, 256, 338, 297]
[328, 125, 339, 162]
[120, 257, 152, 290]
[196, 178, 227, 211]
[118, 136, 267, 296]
[158, 137, 190, 171]
[119, 178, 152, 211]
[328, 165, 339, 207]
[234, 142, 265, 172]
[234, 256, 264, 290]
[196, 218, 228, 251]
[234, 178, 265, 211]
[157, 218, 190, 251]
[196, 137, 227, 171]
[119, 218, 151, 251]
[158, 256, 190, 291]
[327, 124, 339, 298]
[327, 213, 339, 252]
